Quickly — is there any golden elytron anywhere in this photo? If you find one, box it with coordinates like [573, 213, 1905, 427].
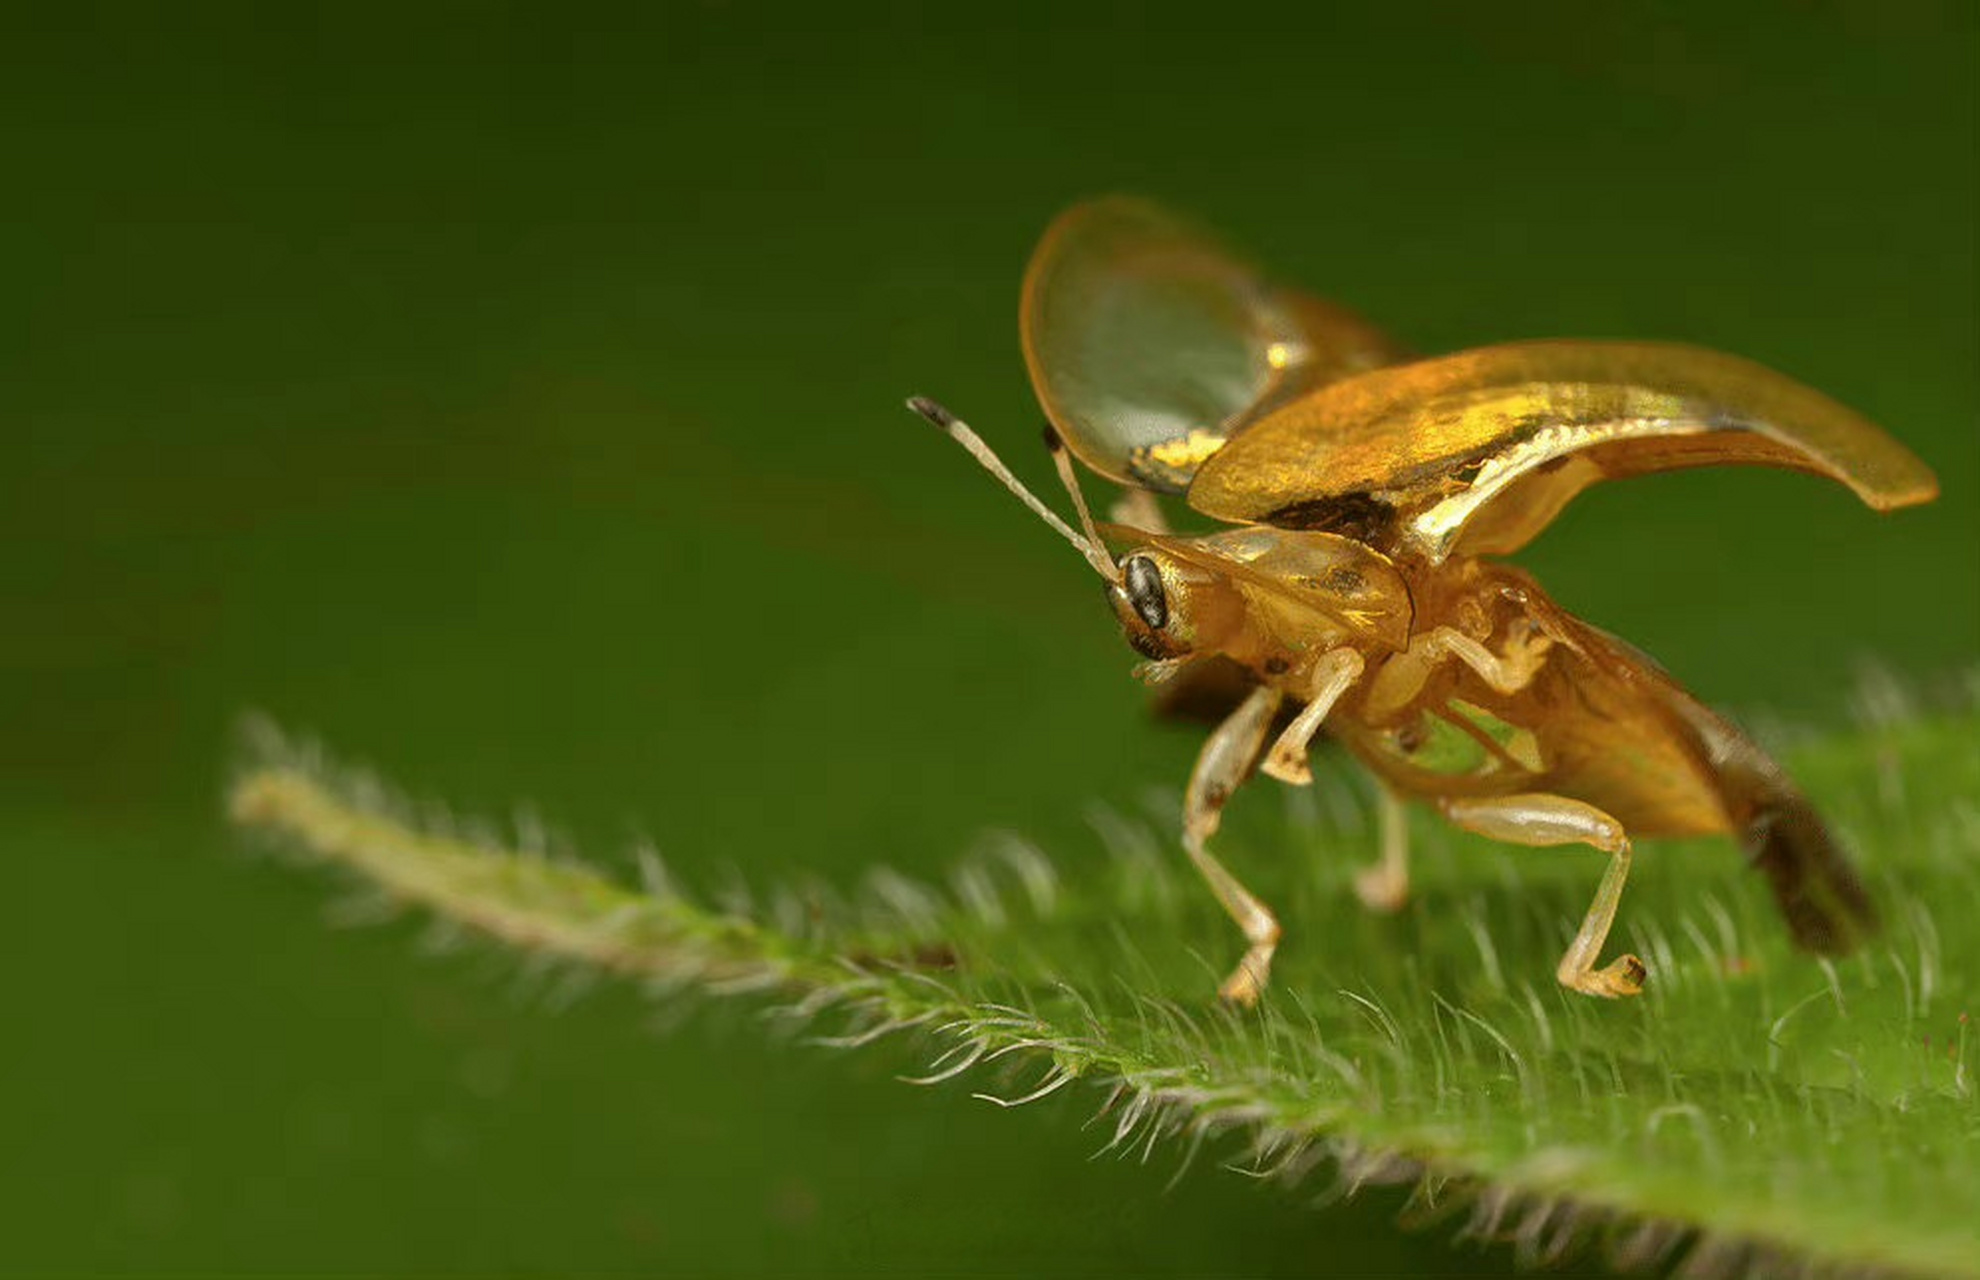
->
[913, 198, 1938, 1005]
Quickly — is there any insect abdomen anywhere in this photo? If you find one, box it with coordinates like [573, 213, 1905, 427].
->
[1736, 776, 1878, 953]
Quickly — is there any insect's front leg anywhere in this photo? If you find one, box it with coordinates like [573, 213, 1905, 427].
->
[1182, 684, 1285, 1007]
[1259, 648, 1365, 785]
[1439, 793, 1645, 998]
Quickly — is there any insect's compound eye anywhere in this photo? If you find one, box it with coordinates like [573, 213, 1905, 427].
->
[1124, 555, 1169, 632]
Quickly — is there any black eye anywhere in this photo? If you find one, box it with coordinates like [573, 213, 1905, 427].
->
[1124, 556, 1168, 631]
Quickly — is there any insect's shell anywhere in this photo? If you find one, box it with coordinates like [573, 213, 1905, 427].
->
[1022, 198, 1939, 561]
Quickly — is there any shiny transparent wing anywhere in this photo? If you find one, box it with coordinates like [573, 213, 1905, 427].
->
[1186, 340, 1940, 559]
[1021, 197, 1406, 494]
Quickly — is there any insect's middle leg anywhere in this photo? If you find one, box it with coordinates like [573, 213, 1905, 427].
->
[1420, 624, 1552, 695]
[1183, 684, 1285, 1007]
[1353, 788, 1412, 913]
[1438, 792, 1645, 998]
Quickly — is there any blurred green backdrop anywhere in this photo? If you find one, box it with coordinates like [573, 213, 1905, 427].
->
[6, 3, 1974, 1275]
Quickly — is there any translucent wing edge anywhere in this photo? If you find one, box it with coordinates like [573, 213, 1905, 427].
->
[1021, 197, 1408, 493]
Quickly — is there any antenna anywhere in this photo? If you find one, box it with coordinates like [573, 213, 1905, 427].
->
[906, 396, 1121, 582]
[1042, 424, 1114, 566]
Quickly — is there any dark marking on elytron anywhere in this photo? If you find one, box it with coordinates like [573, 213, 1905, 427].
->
[1263, 656, 1291, 675]
[1324, 566, 1365, 595]
[1263, 492, 1396, 543]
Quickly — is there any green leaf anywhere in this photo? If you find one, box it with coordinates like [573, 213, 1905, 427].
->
[229, 701, 1979, 1279]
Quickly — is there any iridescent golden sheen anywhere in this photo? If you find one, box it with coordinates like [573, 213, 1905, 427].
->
[1129, 428, 1231, 491]
[995, 197, 1939, 1003]
[1187, 340, 1940, 560]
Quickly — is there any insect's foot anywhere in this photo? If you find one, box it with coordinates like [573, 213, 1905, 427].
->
[1563, 954, 1648, 999]
[1216, 954, 1273, 1008]
[1353, 863, 1410, 914]
[1260, 749, 1312, 786]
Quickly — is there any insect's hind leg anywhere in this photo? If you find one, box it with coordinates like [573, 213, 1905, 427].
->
[1439, 793, 1646, 999]
[1183, 685, 1286, 1007]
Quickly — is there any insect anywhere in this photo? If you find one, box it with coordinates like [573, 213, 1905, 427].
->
[909, 197, 1939, 1004]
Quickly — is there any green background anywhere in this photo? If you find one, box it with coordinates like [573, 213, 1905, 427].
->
[7, 4, 1974, 1274]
